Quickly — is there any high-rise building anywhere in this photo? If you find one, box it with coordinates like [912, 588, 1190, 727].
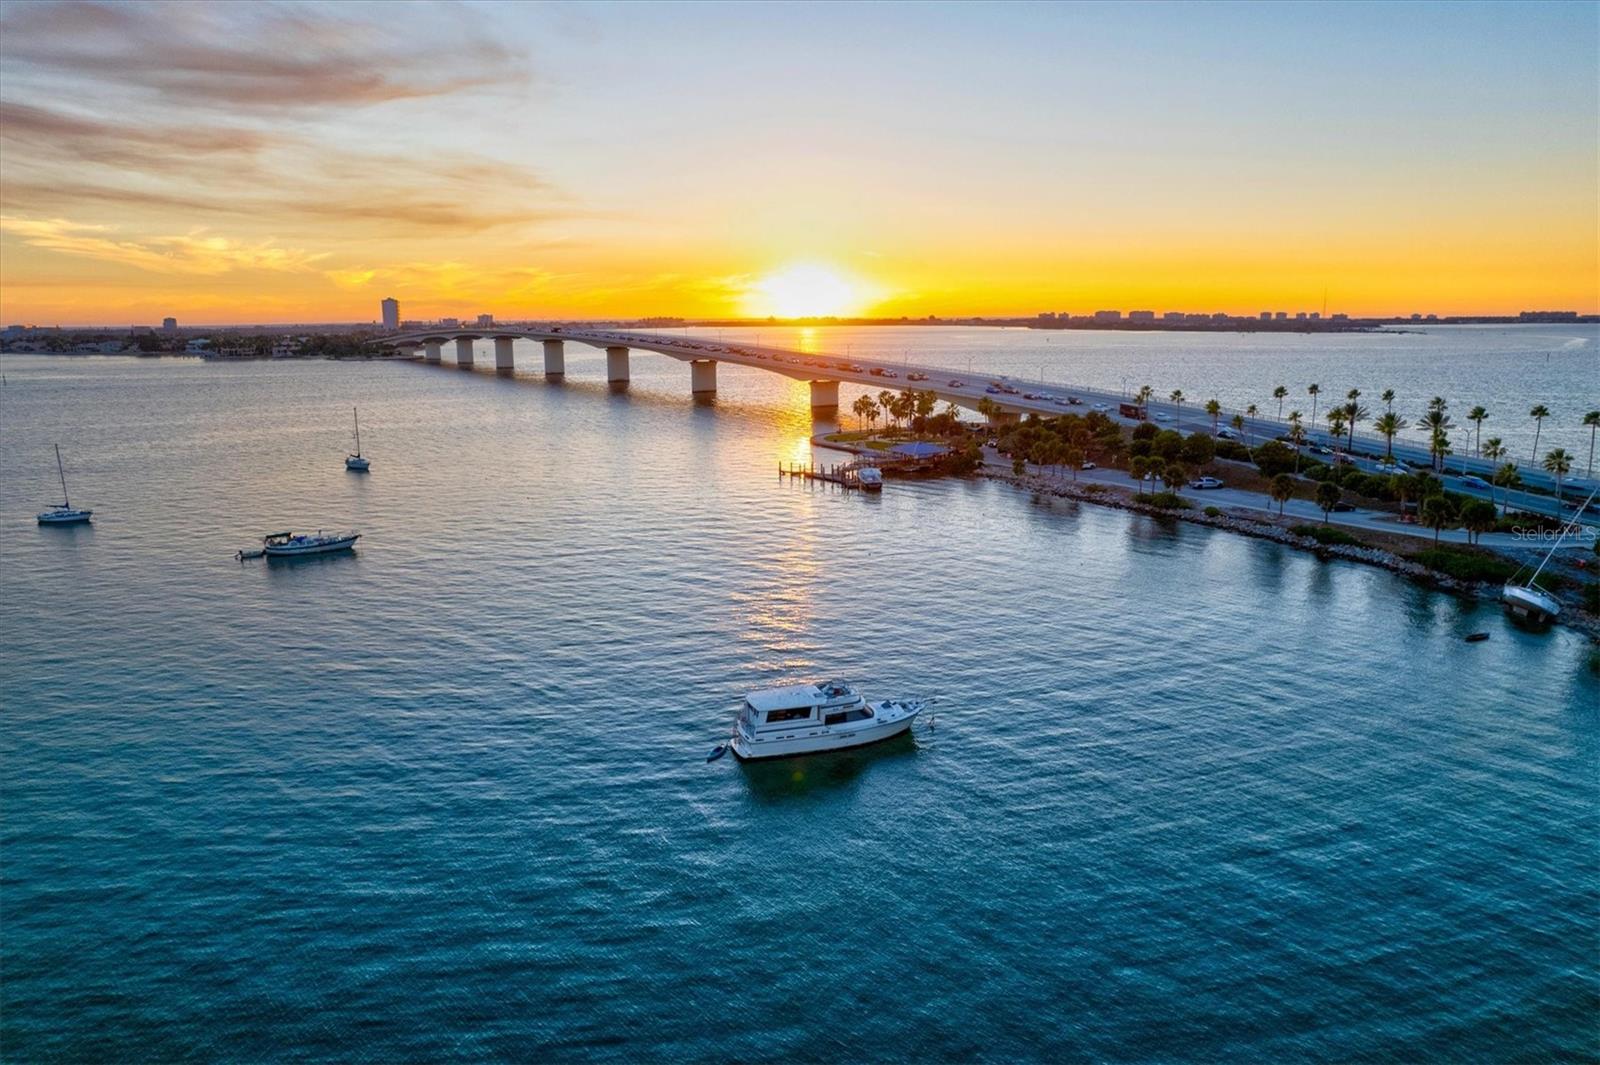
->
[1128, 310, 1155, 322]
[476, 313, 494, 328]
[1260, 311, 1272, 320]
[381, 297, 400, 330]
[162, 317, 177, 332]
[440, 317, 459, 329]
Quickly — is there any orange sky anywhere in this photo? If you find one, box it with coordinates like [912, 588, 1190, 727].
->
[1, 2, 1595, 326]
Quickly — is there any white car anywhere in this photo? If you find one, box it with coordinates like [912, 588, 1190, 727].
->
[1081, 461, 1097, 470]
[1189, 477, 1224, 489]
[1154, 412, 1171, 421]
[1374, 461, 1409, 475]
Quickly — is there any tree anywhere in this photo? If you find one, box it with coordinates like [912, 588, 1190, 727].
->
[1314, 481, 1342, 523]
[976, 396, 999, 423]
[851, 394, 877, 430]
[1307, 383, 1321, 425]
[1270, 473, 1296, 516]
[1528, 404, 1550, 464]
[1373, 411, 1407, 457]
[1205, 398, 1222, 432]
[1152, 429, 1183, 462]
[1419, 495, 1457, 544]
[1273, 385, 1288, 419]
[1460, 499, 1497, 545]
[1286, 413, 1306, 474]
[1341, 398, 1368, 449]
[1467, 406, 1488, 456]
[1012, 455, 1025, 476]
[1181, 432, 1215, 470]
[1543, 447, 1573, 501]
[1130, 455, 1150, 491]
[1584, 410, 1600, 479]
[1170, 389, 1185, 429]
[1136, 384, 1153, 409]
[1253, 440, 1297, 477]
[1064, 445, 1084, 482]
[1231, 413, 1247, 445]
[1417, 406, 1453, 471]
[1481, 437, 1504, 465]
[914, 389, 938, 423]
[1162, 462, 1188, 493]
[1492, 462, 1521, 516]
[877, 389, 896, 429]
[1381, 388, 1395, 412]
[1326, 408, 1348, 445]
[1143, 459, 1165, 497]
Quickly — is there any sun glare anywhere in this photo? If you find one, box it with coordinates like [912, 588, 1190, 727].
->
[743, 264, 869, 318]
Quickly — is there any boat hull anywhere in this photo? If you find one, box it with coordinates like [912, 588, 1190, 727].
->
[37, 509, 92, 525]
[264, 535, 360, 557]
[345, 457, 370, 471]
[731, 700, 922, 760]
[1501, 583, 1560, 621]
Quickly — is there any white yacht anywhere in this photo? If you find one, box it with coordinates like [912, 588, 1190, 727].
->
[37, 445, 93, 525]
[261, 530, 360, 557]
[727, 681, 925, 760]
[1500, 488, 1595, 623]
[853, 466, 883, 492]
[345, 407, 370, 471]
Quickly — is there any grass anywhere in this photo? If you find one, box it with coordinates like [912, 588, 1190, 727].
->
[1407, 545, 1536, 585]
[1290, 523, 1367, 547]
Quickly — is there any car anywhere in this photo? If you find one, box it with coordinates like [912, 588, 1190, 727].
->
[908, 372, 928, 382]
[985, 386, 1002, 394]
[1458, 475, 1491, 490]
[870, 368, 885, 376]
[1313, 445, 1334, 455]
[985, 438, 998, 448]
[1330, 501, 1356, 512]
[1374, 461, 1410, 475]
[1080, 461, 1097, 470]
[1067, 396, 1082, 405]
[1054, 397, 1072, 406]
[1215, 427, 1237, 439]
[884, 371, 899, 378]
[1189, 477, 1224, 489]
[1092, 403, 1111, 413]
[1001, 386, 1020, 395]
[1154, 412, 1171, 421]
[949, 379, 966, 387]
[1023, 392, 1041, 400]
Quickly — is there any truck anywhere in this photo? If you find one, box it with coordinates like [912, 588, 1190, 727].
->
[1118, 402, 1147, 421]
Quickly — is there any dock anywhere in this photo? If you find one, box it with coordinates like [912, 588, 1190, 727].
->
[779, 459, 889, 490]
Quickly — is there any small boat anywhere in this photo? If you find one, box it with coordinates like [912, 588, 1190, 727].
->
[1464, 632, 1490, 643]
[854, 466, 884, 492]
[1500, 488, 1596, 623]
[261, 530, 360, 557]
[37, 445, 93, 525]
[345, 407, 370, 471]
[726, 681, 926, 760]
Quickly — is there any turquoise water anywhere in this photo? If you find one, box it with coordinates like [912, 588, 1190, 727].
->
[2, 351, 1596, 1061]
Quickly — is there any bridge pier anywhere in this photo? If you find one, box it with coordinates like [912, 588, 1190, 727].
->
[455, 337, 475, 367]
[542, 339, 565, 375]
[423, 339, 443, 364]
[690, 359, 717, 394]
[494, 336, 515, 371]
[606, 346, 630, 383]
[809, 379, 840, 409]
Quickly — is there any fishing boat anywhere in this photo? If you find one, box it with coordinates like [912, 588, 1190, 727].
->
[1500, 488, 1597, 623]
[345, 408, 370, 471]
[854, 466, 884, 492]
[261, 530, 360, 557]
[714, 681, 926, 761]
[37, 445, 93, 525]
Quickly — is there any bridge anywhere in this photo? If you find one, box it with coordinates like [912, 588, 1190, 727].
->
[384, 326, 1593, 512]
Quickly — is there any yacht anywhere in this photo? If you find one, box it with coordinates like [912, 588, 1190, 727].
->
[854, 466, 884, 492]
[37, 445, 93, 525]
[345, 407, 370, 471]
[1500, 488, 1595, 623]
[261, 530, 361, 557]
[727, 681, 925, 760]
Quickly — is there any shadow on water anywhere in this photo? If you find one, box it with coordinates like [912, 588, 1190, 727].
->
[263, 550, 360, 575]
[737, 730, 919, 804]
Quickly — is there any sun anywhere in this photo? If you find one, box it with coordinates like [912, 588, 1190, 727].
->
[742, 263, 871, 318]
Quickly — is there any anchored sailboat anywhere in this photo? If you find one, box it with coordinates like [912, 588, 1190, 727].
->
[37, 445, 93, 525]
[345, 407, 370, 471]
[1501, 488, 1597, 622]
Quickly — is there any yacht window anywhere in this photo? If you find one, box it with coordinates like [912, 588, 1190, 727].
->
[765, 706, 812, 724]
[824, 707, 874, 725]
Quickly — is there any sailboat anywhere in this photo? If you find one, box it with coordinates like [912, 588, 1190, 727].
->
[37, 445, 93, 524]
[345, 407, 370, 471]
[1501, 487, 1597, 622]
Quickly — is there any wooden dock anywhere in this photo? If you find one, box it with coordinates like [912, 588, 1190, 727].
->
[778, 458, 894, 489]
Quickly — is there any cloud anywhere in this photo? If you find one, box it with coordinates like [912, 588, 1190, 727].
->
[0, 216, 327, 275]
[0, 1, 527, 111]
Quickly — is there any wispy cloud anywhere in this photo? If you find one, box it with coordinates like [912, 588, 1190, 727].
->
[0, 217, 327, 275]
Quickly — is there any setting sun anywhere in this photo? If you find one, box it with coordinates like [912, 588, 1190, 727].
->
[741, 264, 873, 318]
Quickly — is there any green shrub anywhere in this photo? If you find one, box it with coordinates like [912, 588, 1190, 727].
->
[1290, 523, 1365, 546]
[1409, 547, 1520, 584]
[1203, 505, 1222, 517]
[1147, 491, 1192, 510]
[1214, 440, 1252, 462]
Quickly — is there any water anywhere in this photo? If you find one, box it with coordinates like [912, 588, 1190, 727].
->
[2, 345, 1596, 1061]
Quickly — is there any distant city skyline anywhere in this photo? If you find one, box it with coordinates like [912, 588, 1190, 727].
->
[1, 1, 1596, 325]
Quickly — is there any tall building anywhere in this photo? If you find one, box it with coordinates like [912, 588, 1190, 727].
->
[162, 317, 177, 332]
[476, 313, 494, 328]
[1093, 310, 1121, 322]
[1128, 310, 1155, 322]
[381, 297, 400, 330]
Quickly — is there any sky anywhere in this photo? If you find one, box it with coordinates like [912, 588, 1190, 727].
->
[0, 0, 1595, 325]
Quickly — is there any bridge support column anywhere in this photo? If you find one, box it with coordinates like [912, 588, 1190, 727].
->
[455, 337, 475, 367]
[606, 346, 630, 383]
[423, 339, 443, 364]
[494, 336, 515, 371]
[690, 359, 717, 394]
[542, 339, 565, 375]
[809, 379, 839, 409]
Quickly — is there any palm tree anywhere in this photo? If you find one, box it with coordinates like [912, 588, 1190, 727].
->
[1162, 462, 1187, 494]
[976, 396, 999, 424]
[1381, 388, 1395, 412]
[1583, 410, 1600, 479]
[1373, 411, 1407, 457]
[1315, 481, 1341, 523]
[1272, 385, 1288, 419]
[1307, 383, 1321, 425]
[1065, 445, 1084, 482]
[1461, 499, 1497, 545]
[1130, 455, 1149, 493]
[1270, 473, 1296, 516]
[1287, 412, 1305, 474]
[1205, 398, 1222, 433]
[1341, 398, 1368, 449]
[1230, 413, 1246, 445]
[1492, 462, 1521, 516]
[1417, 406, 1453, 471]
[1543, 448, 1573, 501]
[851, 394, 877, 430]
[1136, 385, 1153, 409]
[1528, 404, 1550, 464]
[877, 389, 896, 429]
[1170, 389, 1185, 429]
[1419, 495, 1457, 544]
[1467, 406, 1488, 457]
[1482, 437, 1504, 464]
[1246, 403, 1258, 419]
[1326, 407, 1348, 445]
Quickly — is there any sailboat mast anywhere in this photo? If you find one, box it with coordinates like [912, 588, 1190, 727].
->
[55, 444, 69, 507]
[353, 407, 361, 455]
[1526, 488, 1598, 585]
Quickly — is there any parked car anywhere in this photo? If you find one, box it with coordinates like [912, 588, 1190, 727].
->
[1215, 427, 1236, 439]
[1080, 461, 1097, 470]
[1331, 501, 1356, 512]
[1458, 475, 1491, 490]
[1189, 476, 1224, 489]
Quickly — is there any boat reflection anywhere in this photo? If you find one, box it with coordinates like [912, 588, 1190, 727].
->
[737, 729, 918, 803]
